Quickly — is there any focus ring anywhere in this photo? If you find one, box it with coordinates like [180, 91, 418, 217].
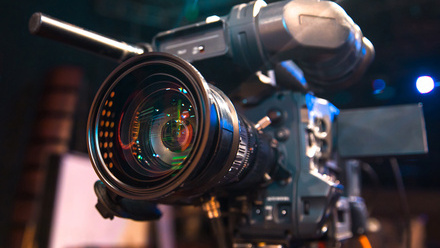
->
[218, 117, 255, 185]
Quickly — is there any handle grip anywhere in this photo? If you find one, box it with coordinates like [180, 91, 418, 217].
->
[29, 12, 145, 62]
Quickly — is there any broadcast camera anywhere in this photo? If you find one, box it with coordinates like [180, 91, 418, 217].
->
[29, 0, 427, 247]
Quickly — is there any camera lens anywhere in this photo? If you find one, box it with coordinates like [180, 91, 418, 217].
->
[88, 53, 276, 203]
[120, 84, 197, 179]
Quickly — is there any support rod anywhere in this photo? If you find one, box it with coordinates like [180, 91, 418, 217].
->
[29, 12, 145, 62]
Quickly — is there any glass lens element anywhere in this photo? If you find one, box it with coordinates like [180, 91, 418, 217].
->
[124, 86, 197, 179]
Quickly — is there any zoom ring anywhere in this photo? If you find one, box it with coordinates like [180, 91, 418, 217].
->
[219, 118, 253, 185]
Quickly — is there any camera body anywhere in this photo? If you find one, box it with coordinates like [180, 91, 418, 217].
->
[83, 0, 375, 246]
[30, 0, 397, 247]
[223, 91, 351, 245]
[137, 1, 371, 244]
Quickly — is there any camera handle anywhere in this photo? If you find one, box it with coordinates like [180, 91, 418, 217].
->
[29, 12, 151, 62]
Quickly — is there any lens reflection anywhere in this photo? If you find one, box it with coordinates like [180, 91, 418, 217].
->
[125, 85, 197, 179]
[162, 118, 194, 152]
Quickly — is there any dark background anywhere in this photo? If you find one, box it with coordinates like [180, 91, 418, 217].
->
[1, 0, 439, 247]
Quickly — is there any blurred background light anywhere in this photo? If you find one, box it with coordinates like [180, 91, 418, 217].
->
[372, 79, 386, 94]
[416, 76, 435, 94]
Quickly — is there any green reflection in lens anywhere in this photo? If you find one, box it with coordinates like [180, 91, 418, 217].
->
[161, 119, 194, 153]
[128, 86, 197, 176]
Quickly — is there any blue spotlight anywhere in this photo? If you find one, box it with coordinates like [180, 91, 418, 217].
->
[416, 76, 435, 94]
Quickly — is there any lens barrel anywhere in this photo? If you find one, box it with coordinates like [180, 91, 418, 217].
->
[88, 53, 275, 203]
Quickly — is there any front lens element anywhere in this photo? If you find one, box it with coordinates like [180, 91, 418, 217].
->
[124, 86, 197, 178]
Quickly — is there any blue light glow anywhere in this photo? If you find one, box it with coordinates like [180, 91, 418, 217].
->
[416, 76, 435, 94]
[372, 79, 386, 94]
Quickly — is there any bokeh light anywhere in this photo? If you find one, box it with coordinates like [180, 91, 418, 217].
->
[416, 76, 435, 94]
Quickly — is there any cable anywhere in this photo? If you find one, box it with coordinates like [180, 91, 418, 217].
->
[361, 162, 380, 191]
[361, 162, 381, 215]
[358, 235, 372, 248]
[202, 197, 228, 248]
[390, 158, 411, 248]
[209, 217, 228, 248]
